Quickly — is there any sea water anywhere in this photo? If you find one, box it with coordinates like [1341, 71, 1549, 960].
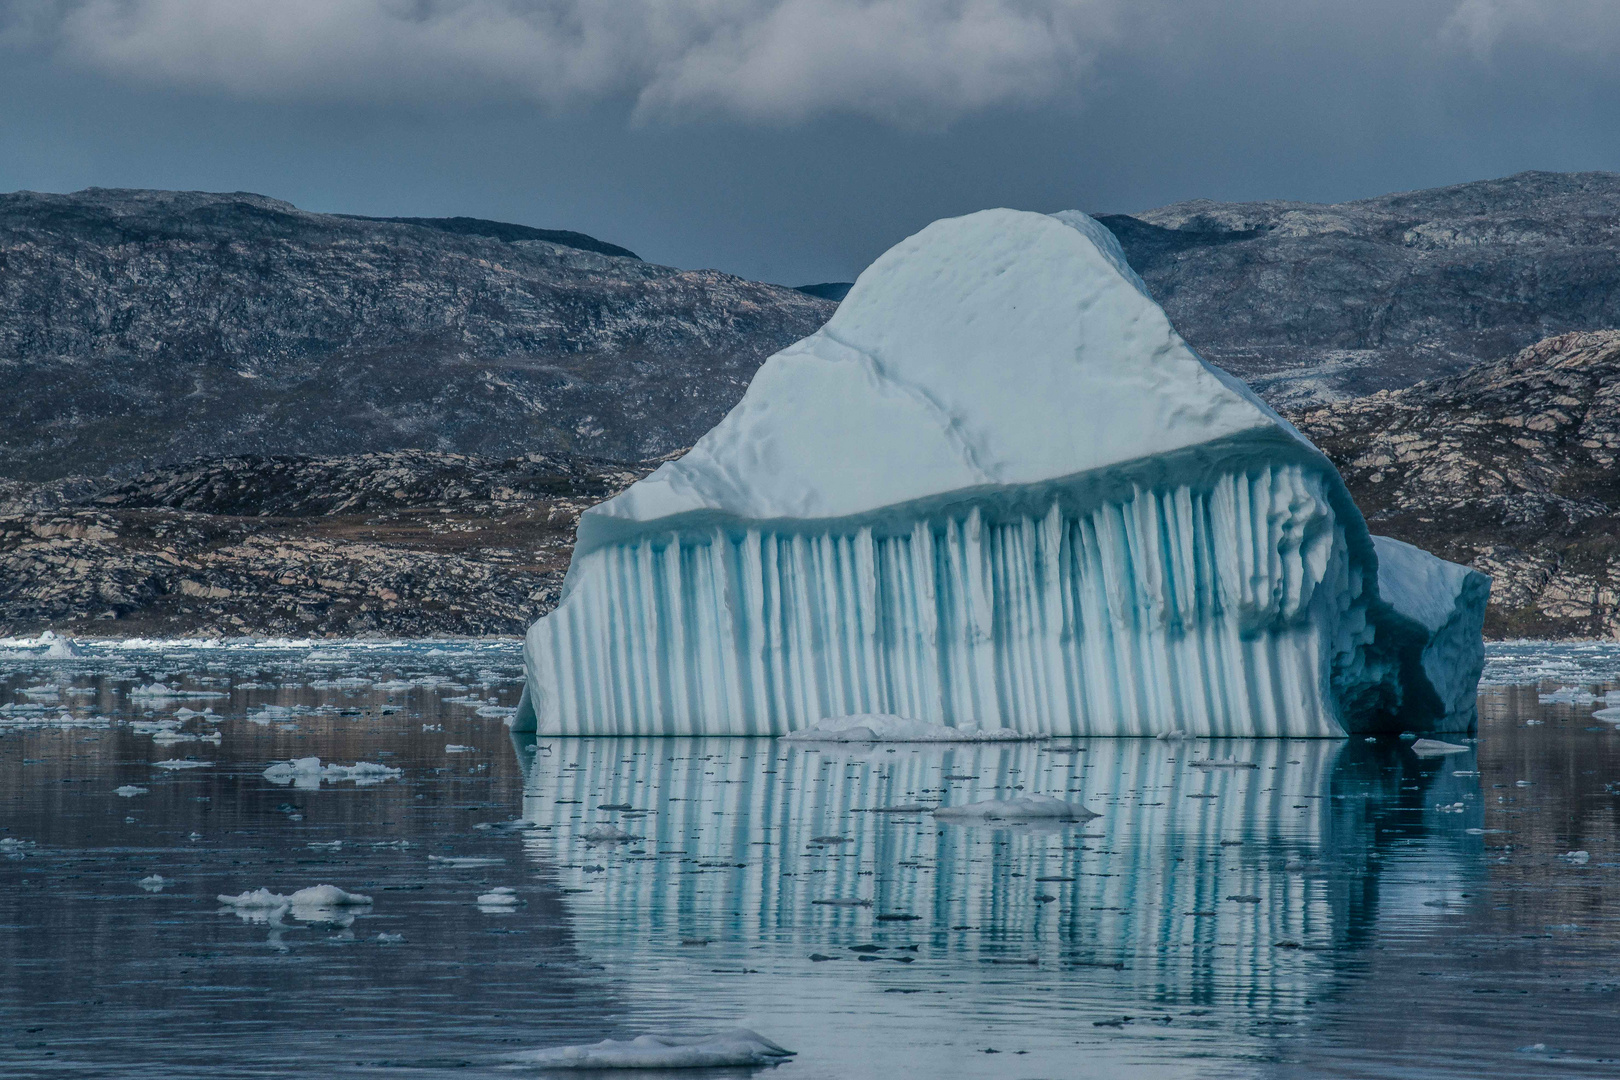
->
[0, 638, 1615, 1077]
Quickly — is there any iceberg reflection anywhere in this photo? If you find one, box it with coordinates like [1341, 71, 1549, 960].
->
[518, 735, 1483, 1017]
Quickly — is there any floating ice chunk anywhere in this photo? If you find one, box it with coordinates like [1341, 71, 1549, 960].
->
[933, 794, 1098, 823]
[151, 730, 222, 746]
[1188, 760, 1258, 770]
[218, 887, 293, 911]
[137, 874, 166, 891]
[1561, 851, 1591, 865]
[288, 884, 371, 907]
[511, 1029, 794, 1070]
[1411, 738, 1471, 756]
[427, 855, 505, 868]
[153, 759, 213, 770]
[1540, 686, 1598, 705]
[782, 715, 1042, 743]
[19, 684, 60, 699]
[376, 932, 405, 943]
[477, 887, 522, 908]
[582, 824, 639, 843]
[262, 757, 402, 787]
[1592, 707, 1620, 723]
[217, 884, 373, 923]
[131, 683, 227, 701]
[115, 785, 149, 797]
[521, 208, 1486, 738]
[444, 744, 476, 754]
[0, 838, 35, 855]
[1369, 535, 1489, 729]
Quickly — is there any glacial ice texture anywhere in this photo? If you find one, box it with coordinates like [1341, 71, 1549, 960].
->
[522, 208, 1488, 737]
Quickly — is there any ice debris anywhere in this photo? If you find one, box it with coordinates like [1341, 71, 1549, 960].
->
[782, 715, 1043, 743]
[137, 874, 166, 891]
[1560, 851, 1591, 865]
[477, 887, 522, 908]
[1411, 738, 1471, 756]
[152, 759, 213, 770]
[933, 794, 1098, 823]
[261, 757, 403, 788]
[582, 824, 640, 843]
[520, 208, 1486, 738]
[217, 885, 372, 922]
[510, 1030, 794, 1070]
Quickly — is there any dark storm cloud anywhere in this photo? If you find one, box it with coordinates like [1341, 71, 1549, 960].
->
[2, 1, 1620, 283]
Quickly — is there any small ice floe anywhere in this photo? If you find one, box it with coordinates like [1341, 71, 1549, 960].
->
[1, 838, 35, 857]
[1188, 760, 1258, 770]
[261, 757, 402, 788]
[115, 785, 148, 797]
[782, 714, 1041, 742]
[130, 683, 227, 702]
[153, 759, 213, 770]
[444, 744, 476, 754]
[1560, 851, 1591, 865]
[137, 874, 166, 892]
[1539, 686, 1597, 705]
[376, 932, 405, 944]
[474, 819, 540, 832]
[151, 730, 223, 746]
[933, 794, 1098, 823]
[812, 897, 872, 907]
[218, 884, 373, 924]
[19, 684, 60, 699]
[1156, 729, 1194, 741]
[860, 803, 934, 814]
[476, 705, 517, 719]
[582, 824, 639, 843]
[477, 887, 522, 909]
[1411, 738, 1471, 756]
[427, 855, 505, 868]
[1435, 802, 1467, 814]
[510, 1029, 794, 1070]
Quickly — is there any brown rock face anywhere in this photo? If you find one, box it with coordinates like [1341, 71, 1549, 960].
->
[0, 451, 652, 638]
[1290, 331, 1620, 639]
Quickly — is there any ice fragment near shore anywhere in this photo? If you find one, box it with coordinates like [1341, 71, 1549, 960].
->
[521, 208, 1487, 738]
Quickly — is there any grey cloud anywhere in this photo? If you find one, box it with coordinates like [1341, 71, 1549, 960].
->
[7, 0, 1123, 123]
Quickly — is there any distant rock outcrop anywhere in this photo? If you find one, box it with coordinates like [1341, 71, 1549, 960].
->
[1291, 331, 1620, 639]
[1101, 171, 1620, 408]
[0, 451, 652, 638]
[0, 188, 834, 481]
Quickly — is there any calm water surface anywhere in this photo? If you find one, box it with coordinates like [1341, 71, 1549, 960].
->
[0, 638, 1616, 1078]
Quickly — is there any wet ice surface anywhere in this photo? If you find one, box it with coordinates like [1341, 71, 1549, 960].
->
[0, 640, 1616, 1078]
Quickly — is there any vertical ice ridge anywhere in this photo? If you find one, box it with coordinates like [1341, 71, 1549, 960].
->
[526, 464, 1362, 737]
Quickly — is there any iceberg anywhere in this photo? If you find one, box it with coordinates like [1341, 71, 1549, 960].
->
[519, 208, 1488, 738]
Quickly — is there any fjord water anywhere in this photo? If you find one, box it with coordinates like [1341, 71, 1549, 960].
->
[0, 640, 1615, 1077]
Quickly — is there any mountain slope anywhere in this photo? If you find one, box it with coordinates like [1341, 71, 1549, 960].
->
[1291, 331, 1620, 638]
[0, 188, 834, 481]
[1102, 171, 1620, 407]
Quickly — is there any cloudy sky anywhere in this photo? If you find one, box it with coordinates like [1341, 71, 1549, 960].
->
[4, 0, 1619, 283]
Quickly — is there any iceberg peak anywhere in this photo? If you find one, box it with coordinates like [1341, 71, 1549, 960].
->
[524, 209, 1488, 739]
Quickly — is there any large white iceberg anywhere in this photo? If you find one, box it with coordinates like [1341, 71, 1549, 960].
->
[517, 208, 1488, 738]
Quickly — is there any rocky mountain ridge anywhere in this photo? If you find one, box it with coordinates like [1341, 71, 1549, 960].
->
[1292, 330, 1620, 639]
[0, 187, 833, 481]
[1101, 170, 1620, 407]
